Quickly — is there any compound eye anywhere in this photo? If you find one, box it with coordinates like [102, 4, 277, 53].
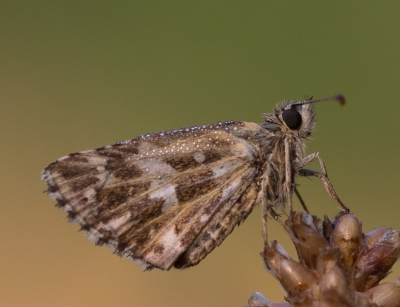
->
[282, 108, 302, 130]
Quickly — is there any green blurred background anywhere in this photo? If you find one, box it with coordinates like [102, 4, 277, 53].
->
[1, 2, 399, 307]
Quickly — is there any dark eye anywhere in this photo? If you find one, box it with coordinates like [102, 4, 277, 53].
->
[282, 108, 302, 130]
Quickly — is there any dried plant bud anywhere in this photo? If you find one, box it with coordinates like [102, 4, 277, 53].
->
[246, 292, 290, 307]
[263, 241, 317, 300]
[366, 280, 400, 307]
[331, 213, 364, 275]
[248, 210, 400, 307]
[364, 227, 392, 250]
[352, 229, 400, 291]
[288, 211, 331, 269]
[316, 248, 373, 307]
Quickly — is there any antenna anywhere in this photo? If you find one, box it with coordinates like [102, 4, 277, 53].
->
[294, 94, 345, 107]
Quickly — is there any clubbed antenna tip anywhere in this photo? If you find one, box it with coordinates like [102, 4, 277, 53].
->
[335, 94, 346, 105]
[295, 94, 346, 107]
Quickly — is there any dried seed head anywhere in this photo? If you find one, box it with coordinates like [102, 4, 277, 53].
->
[331, 213, 364, 274]
[352, 229, 400, 292]
[247, 291, 291, 307]
[366, 280, 400, 307]
[263, 241, 317, 299]
[364, 227, 393, 250]
[287, 211, 331, 269]
[248, 210, 400, 307]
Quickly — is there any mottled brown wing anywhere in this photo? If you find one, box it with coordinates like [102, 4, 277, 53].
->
[42, 121, 267, 270]
[174, 181, 259, 268]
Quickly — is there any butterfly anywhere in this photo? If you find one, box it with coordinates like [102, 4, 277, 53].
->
[42, 95, 347, 270]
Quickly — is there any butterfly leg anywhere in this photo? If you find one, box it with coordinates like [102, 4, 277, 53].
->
[294, 186, 309, 213]
[299, 152, 349, 212]
[268, 205, 289, 233]
[260, 176, 289, 249]
[260, 177, 270, 248]
[284, 138, 294, 214]
[260, 176, 289, 247]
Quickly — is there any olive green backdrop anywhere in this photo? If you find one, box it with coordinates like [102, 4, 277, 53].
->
[1, 2, 399, 307]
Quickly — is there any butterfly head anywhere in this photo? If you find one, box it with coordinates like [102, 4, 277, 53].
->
[262, 94, 345, 139]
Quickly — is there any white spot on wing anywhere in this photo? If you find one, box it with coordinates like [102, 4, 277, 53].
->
[221, 180, 240, 200]
[200, 214, 209, 223]
[159, 227, 180, 249]
[231, 141, 256, 160]
[149, 184, 179, 212]
[105, 213, 131, 230]
[83, 188, 96, 200]
[193, 152, 205, 163]
[88, 156, 107, 165]
[146, 227, 184, 268]
[96, 166, 105, 172]
[138, 159, 177, 176]
[212, 160, 238, 178]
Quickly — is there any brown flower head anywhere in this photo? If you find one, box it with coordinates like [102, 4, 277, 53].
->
[247, 211, 400, 307]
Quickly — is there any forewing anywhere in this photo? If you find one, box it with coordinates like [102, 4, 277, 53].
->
[42, 121, 265, 270]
